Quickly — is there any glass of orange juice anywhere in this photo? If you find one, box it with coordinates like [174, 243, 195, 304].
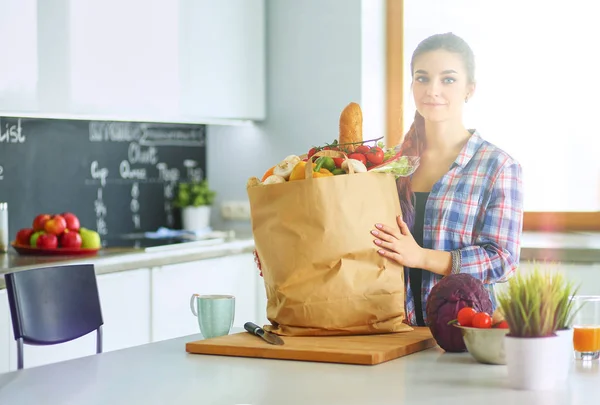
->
[571, 295, 600, 361]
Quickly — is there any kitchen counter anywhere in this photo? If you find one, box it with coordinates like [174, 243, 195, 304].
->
[0, 238, 256, 289]
[0, 331, 597, 405]
[519, 232, 600, 263]
[2, 231, 600, 290]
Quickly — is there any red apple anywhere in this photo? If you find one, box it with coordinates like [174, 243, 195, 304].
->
[32, 214, 51, 231]
[60, 212, 80, 231]
[15, 228, 35, 246]
[60, 230, 82, 249]
[36, 233, 58, 249]
[44, 215, 67, 236]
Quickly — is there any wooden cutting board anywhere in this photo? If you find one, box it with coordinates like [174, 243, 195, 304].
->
[185, 327, 437, 365]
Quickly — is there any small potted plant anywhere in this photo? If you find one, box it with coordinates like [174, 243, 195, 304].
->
[497, 264, 579, 391]
[173, 180, 216, 231]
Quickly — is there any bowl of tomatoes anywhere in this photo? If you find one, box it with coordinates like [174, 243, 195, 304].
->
[452, 307, 510, 365]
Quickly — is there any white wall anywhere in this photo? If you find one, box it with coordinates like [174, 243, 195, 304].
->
[207, 0, 366, 231]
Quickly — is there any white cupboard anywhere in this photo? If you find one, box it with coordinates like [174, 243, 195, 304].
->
[0, 0, 266, 123]
[0, 290, 9, 374]
[151, 253, 262, 342]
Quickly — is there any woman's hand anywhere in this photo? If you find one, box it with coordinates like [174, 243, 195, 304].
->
[253, 249, 263, 277]
[371, 215, 425, 269]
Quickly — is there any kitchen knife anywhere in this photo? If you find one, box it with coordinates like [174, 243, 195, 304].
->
[244, 322, 285, 345]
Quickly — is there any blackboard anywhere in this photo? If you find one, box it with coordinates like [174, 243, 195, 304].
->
[0, 117, 206, 241]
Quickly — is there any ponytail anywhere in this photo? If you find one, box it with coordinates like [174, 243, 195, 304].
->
[396, 111, 426, 231]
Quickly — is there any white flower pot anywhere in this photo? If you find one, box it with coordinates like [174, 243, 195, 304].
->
[505, 335, 562, 390]
[555, 328, 574, 382]
[181, 206, 211, 231]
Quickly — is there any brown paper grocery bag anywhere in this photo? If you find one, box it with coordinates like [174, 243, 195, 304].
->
[247, 155, 412, 336]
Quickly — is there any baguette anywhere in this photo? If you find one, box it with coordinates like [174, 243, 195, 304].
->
[339, 102, 363, 151]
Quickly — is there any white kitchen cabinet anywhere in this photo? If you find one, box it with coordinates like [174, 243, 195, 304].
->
[151, 253, 261, 342]
[68, 0, 181, 118]
[6, 268, 151, 371]
[0, 0, 266, 123]
[0, 0, 39, 113]
[0, 289, 10, 374]
[178, 0, 266, 120]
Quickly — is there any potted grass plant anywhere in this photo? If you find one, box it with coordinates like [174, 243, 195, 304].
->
[497, 264, 580, 391]
[173, 180, 216, 231]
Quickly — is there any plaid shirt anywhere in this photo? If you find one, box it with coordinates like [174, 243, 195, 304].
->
[405, 131, 524, 326]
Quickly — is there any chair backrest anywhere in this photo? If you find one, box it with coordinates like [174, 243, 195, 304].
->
[5, 264, 104, 345]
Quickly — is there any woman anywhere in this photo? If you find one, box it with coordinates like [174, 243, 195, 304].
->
[371, 32, 524, 326]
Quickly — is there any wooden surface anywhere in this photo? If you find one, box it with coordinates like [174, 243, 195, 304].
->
[386, 0, 405, 148]
[523, 211, 600, 231]
[185, 327, 436, 366]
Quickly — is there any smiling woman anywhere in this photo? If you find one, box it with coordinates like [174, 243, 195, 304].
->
[374, 31, 524, 327]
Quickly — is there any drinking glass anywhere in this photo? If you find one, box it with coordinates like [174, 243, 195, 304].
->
[571, 295, 600, 361]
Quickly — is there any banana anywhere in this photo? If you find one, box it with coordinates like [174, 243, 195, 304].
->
[262, 174, 286, 185]
[273, 155, 301, 180]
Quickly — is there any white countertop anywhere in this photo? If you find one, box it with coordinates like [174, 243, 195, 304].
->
[0, 332, 598, 405]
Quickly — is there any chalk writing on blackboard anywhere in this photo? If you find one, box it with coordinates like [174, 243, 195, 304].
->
[89, 122, 142, 143]
[89, 122, 205, 147]
[91, 161, 109, 186]
[120, 160, 147, 180]
[164, 182, 175, 227]
[129, 143, 158, 164]
[0, 165, 3, 180]
[95, 188, 108, 236]
[184, 160, 203, 182]
[0, 118, 26, 143]
[131, 182, 141, 229]
[140, 127, 204, 147]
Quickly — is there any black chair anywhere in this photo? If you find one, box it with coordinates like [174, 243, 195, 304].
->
[4, 263, 104, 369]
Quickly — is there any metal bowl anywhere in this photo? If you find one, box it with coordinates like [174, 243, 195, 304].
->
[454, 325, 509, 365]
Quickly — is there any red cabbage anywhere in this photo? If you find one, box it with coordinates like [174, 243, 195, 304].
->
[425, 273, 493, 352]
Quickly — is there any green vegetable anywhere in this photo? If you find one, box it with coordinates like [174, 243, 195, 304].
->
[315, 156, 336, 172]
[370, 156, 418, 178]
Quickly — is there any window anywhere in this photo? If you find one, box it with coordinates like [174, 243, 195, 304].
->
[399, 0, 599, 214]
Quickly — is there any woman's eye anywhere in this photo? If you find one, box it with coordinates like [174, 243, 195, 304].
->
[415, 76, 429, 83]
[443, 77, 456, 84]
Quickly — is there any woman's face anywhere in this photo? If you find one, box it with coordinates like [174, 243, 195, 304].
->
[411, 50, 475, 123]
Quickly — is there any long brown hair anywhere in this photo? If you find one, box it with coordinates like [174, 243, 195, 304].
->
[397, 32, 476, 231]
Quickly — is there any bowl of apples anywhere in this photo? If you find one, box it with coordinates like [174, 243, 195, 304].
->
[452, 307, 509, 365]
[11, 212, 102, 256]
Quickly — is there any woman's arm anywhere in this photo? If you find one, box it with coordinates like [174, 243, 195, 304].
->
[450, 161, 524, 283]
[373, 161, 523, 283]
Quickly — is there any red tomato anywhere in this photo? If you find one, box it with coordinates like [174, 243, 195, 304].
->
[494, 320, 509, 329]
[348, 153, 367, 165]
[366, 147, 384, 165]
[472, 312, 493, 329]
[457, 307, 477, 327]
[333, 157, 344, 168]
[355, 145, 370, 154]
[323, 145, 338, 151]
[307, 147, 318, 159]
